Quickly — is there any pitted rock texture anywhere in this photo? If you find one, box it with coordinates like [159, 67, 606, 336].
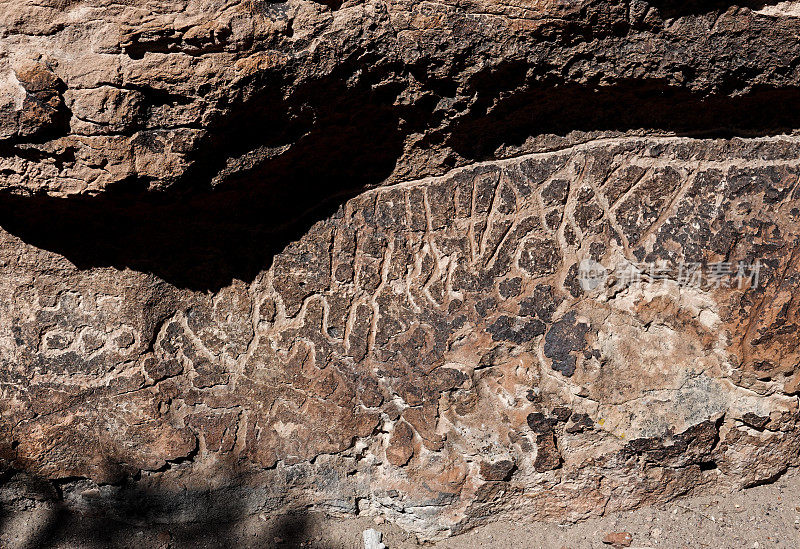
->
[4, 0, 800, 541]
[2, 135, 800, 538]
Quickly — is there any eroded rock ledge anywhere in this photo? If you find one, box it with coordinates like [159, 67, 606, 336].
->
[4, 0, 800, 200]
[1, 0, 800, 542]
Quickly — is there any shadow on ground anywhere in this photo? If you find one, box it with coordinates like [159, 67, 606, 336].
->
[0, 471, 330, 549]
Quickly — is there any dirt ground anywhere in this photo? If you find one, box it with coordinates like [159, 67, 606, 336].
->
[3, 469, 800, 549]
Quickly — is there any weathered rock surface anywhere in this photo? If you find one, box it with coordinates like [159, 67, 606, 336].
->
[1, 0, 800, 541]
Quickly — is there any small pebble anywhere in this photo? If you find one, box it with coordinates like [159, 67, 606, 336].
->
[602, 531, 633, 547]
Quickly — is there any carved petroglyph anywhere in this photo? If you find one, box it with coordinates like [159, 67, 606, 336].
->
[3, 136, 800, 537]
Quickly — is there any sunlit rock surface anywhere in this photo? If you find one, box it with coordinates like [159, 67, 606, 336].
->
[1, 0, 800, 540]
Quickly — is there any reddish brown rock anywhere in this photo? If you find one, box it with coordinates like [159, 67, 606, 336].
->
[479, 460, 515, 482]
[386, 421, 415, 467]
[603, 531, 633, 547]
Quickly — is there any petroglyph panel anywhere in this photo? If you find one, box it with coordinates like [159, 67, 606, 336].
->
[3, 137, 800, 537]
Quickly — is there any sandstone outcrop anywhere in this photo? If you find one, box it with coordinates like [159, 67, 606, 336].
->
[1, 0, 800, 541]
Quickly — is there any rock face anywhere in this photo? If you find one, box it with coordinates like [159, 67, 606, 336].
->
[2, 0, 800, 541]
